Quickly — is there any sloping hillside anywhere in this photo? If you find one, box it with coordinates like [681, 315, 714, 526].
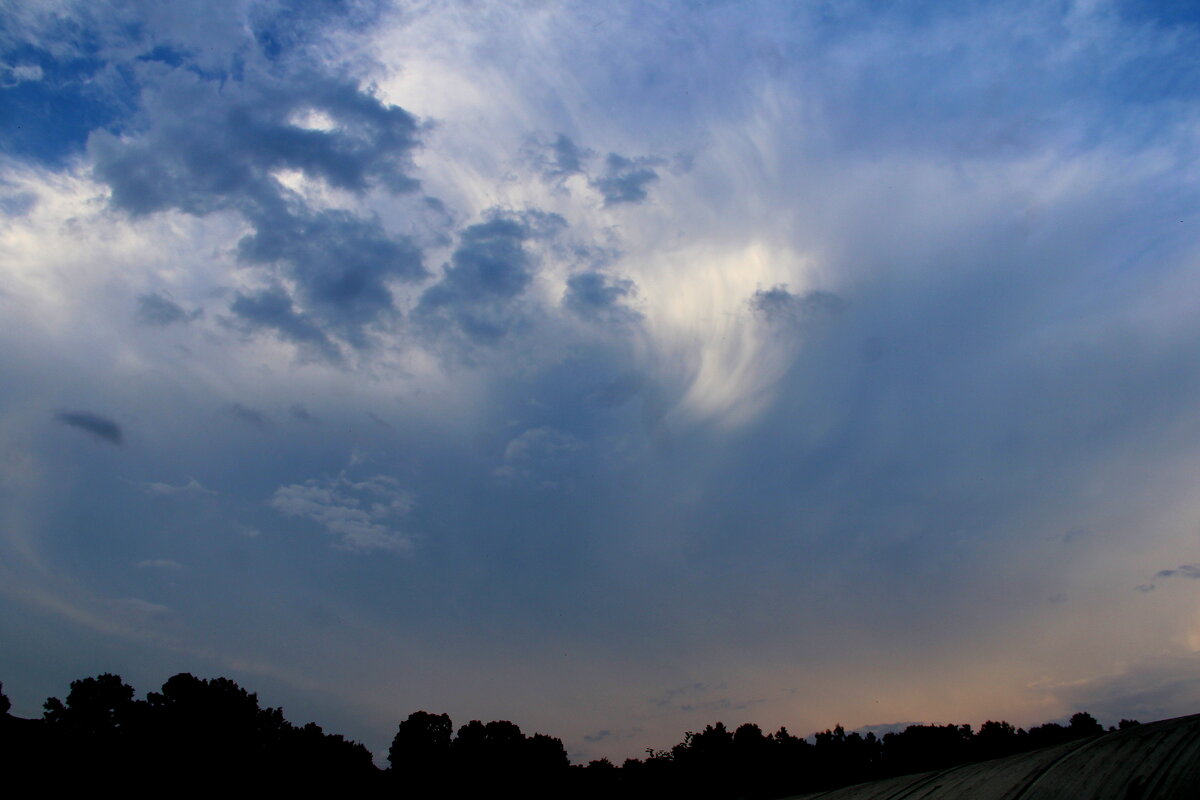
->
[789, 712, 1200, 800]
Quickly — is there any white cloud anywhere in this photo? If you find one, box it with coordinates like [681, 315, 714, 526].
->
[135, 558, 182, 569]
[494, 426, 584, 488]
[139, 477, 215, 497]
[271, 472, 414, 553]
[0, 63, 43, 87]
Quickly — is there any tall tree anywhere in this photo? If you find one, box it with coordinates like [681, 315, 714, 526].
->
[389, 710, 453, 794]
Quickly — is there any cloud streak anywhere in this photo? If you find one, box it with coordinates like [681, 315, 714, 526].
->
[54, 411, 123, 445]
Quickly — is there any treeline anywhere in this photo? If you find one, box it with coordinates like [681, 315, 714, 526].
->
[0, 673, 1138, 797]
[1, 673, 378, 792]
[594, 713, 1139, 799]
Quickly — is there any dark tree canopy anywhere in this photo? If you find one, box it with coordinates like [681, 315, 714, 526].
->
[29, 672, 376, 792]
[389, 710, 453, 769]
[0, 668, 1135, 800]
[42, 673, 138, 734]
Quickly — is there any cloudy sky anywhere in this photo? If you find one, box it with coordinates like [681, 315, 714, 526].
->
[3, 0, 1200, 762]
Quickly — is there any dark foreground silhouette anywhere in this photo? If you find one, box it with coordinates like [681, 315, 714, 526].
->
[0, 674, 1145, 797]
[786, 712, 1200, 800]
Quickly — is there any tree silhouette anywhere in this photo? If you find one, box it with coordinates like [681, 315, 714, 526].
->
[389, 710, 453, 794]
[40, 673, 144, 785]
[527, 731, 570, 772]
[140, 672, 375, 789]
[882, 723, 972, 776]
[1069, 711, 1104, 738]
[1, 679, 49, 785]
[424, 716, 570, 796]
[974, 719, 1020, 760]
[577, 756, 621, 799]
[3, 669, 1149, 799]
[42, 673, 140, 735]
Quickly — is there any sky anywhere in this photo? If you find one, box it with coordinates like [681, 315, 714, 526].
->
[2, 0, 1200, 764]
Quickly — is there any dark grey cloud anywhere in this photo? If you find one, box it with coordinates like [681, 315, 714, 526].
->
[590, 153, 663, 206]
[136, 292, 201, 326]
[230, 286, 340, 360]
[54, 411, 123, 445]
[527, 135, 673, 212]
[1154, 564, 1200, 580]
[289, 403, 317, 423]
[225, 403, 268, 429]
[236, 208, 424, 346]
[563, 271, 640, 324]
[648, 682, 717, 708]
[644, 681, 761, 716]
[549, 133, 590, 176]
[582, 727, 642, 745]
[678, 696, 762, 714]
[749, 285, 845, 324]
[415, 210, 565, 345]
[1, 0, 391, 165]
[249, 0, 389, 61]
[88, 58, 427, 352]
[90, 68, 421, 214]
[1061, 527, 1090, 545]
[367, 412, 392, 429]
[527, 132, 593, 180]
